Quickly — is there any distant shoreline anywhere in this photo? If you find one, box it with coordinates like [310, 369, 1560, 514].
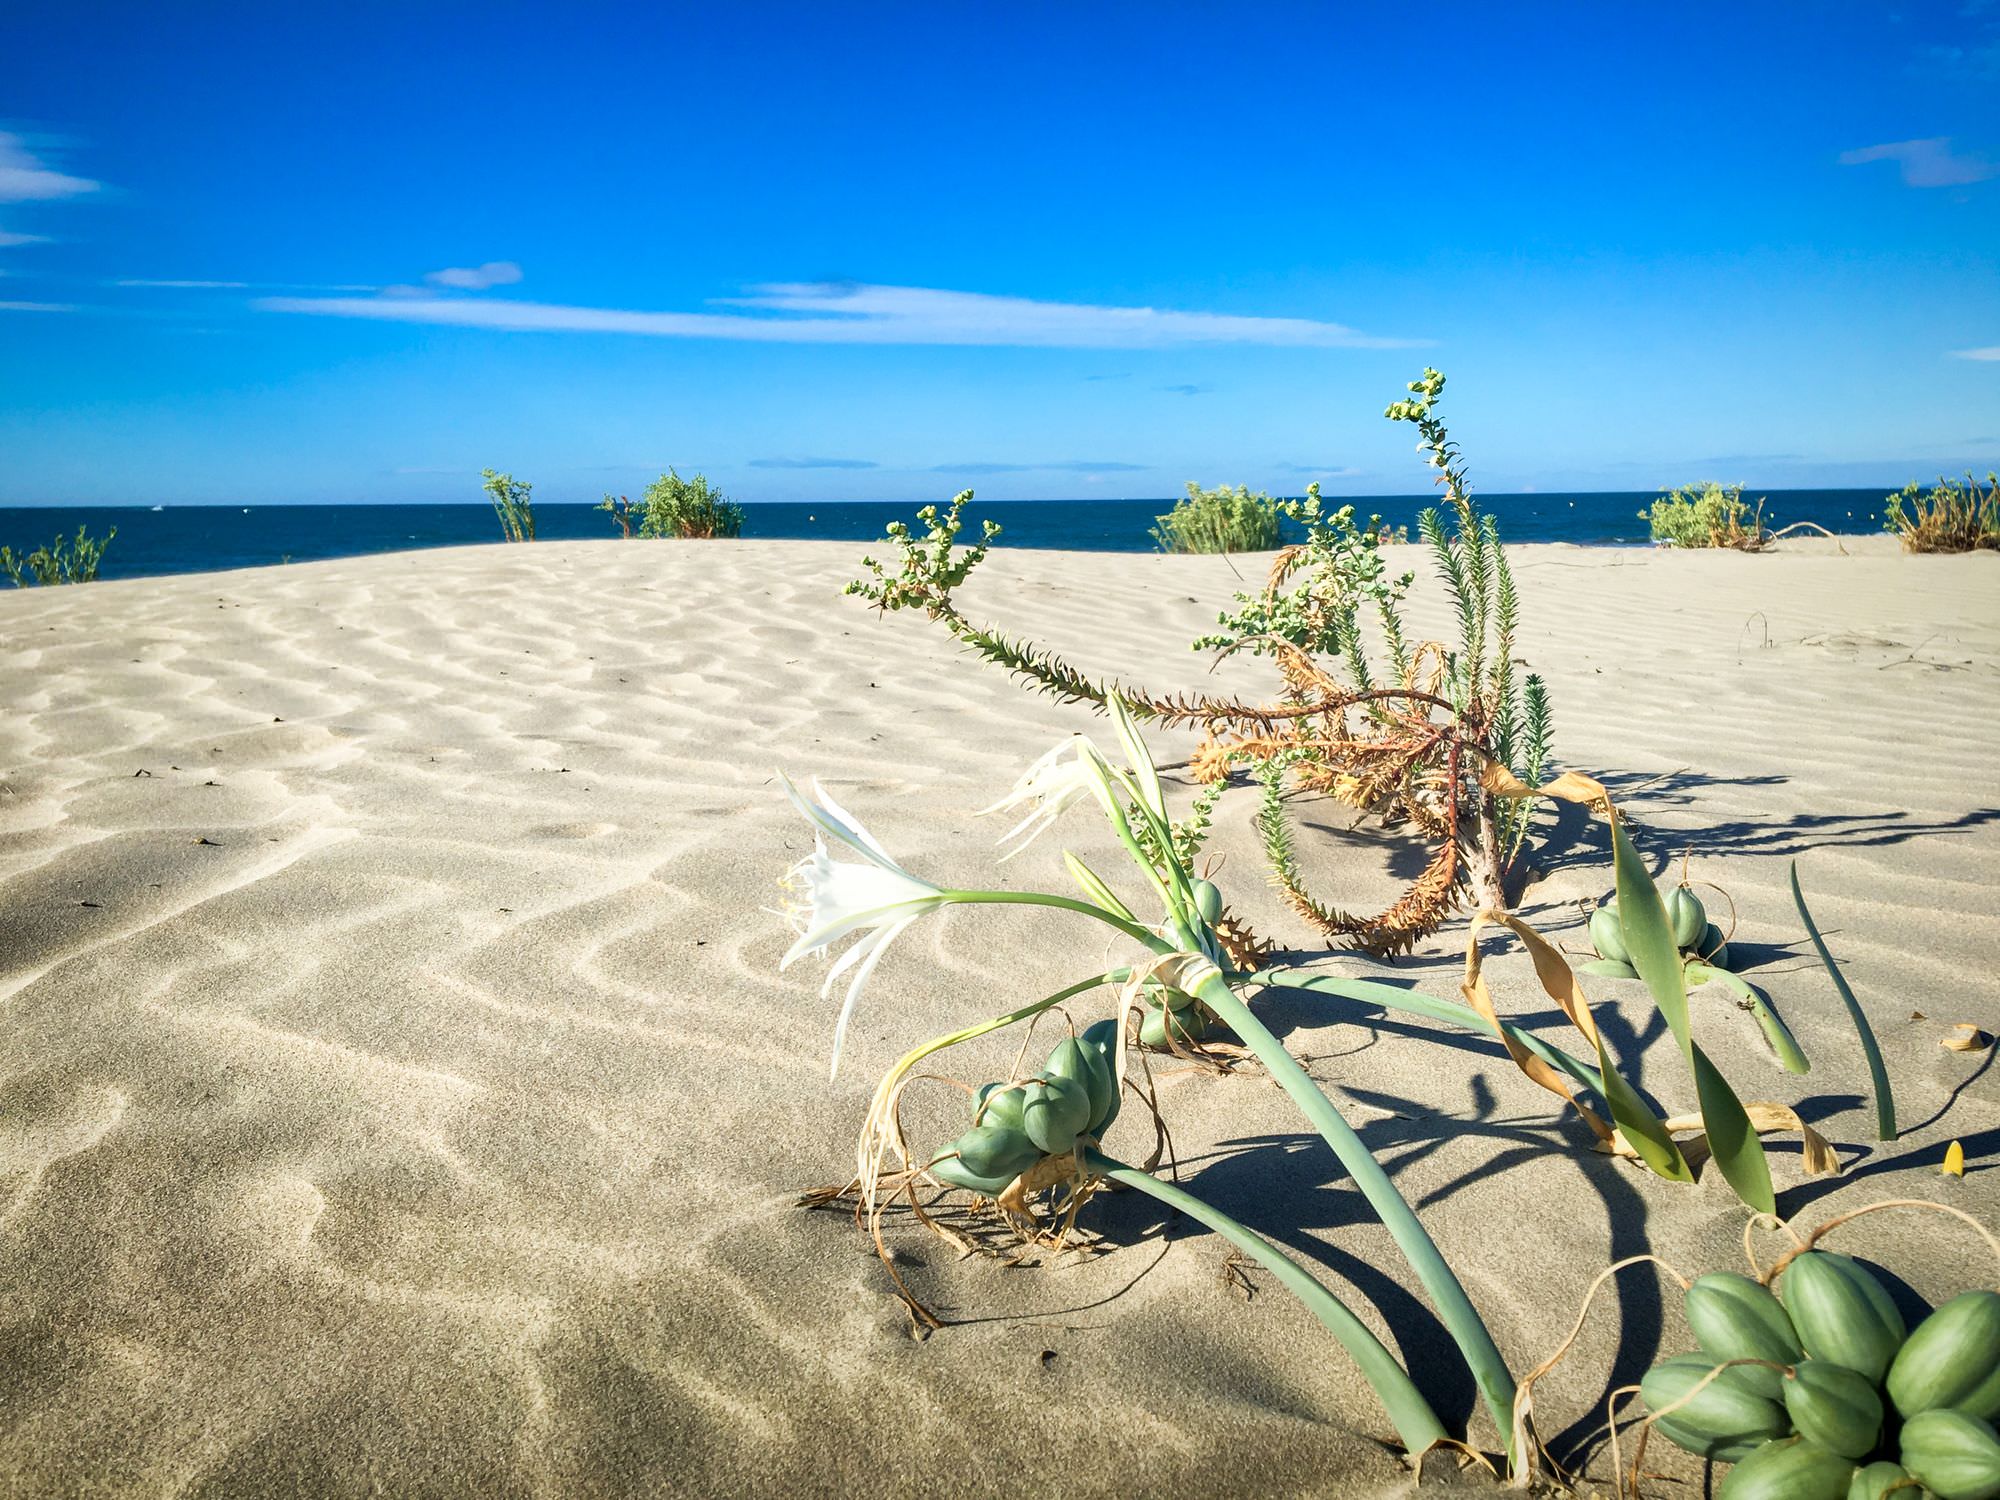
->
[1, 491, 1900, 583]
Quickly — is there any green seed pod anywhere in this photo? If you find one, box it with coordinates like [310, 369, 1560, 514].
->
[1901, 1409, 2000, 1500]
[951, 1121, 1042, 1180]
[1019, 1074, 1092, 1155]
[1718, 1438, 1857, 1500]
[974, 1083, 1025, 1133]
[1642, 1354, 1793, 1462]
[1847, 1462, 1913, 1500]
[1044, 1035, 1118, 1140]
[1701, 920, 1733, 969]
[1687, 1271, 1805, 1401]
[1780, 1251, 1910, 1385]
[1192, 877, 1224, 925]
[1889, 1291, 2000, 1423]
[1785, 1360, 1885, 1460]
[1139, 1003, 1208, 1050]
[1078, 1018, 1123, 1134]
[928, 1155, 1017, 1195]
[1670, 885, 1709, 949]
[1589, 904, 1631, 964]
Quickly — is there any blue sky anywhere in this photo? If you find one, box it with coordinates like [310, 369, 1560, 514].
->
[2, 3, 1997, 505]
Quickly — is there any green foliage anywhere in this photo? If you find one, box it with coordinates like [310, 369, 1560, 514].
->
[1883, 472, 2000, 553]
[1193, 487, 1414, 691]
[1151, 481, 1283, 554]
[596, 493, 636, 538]
[1168, 778, 1223, 868]
[638, 469, 744, 539]
[1646, 481, 1769, 549]
[1386, 373, 1554, 863]
[846, 490, 1002, 617]
[1, 525, 116, 586]
[846, 493, 1164, 713]
[844, 370, 1557, 942]
[481, 469, 536, 542]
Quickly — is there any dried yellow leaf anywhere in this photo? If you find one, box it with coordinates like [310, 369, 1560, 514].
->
[1609, 1101, 1840, 1177]
[1942, 1023, 1992, 1053]
[1460, 910, 1611, 1141]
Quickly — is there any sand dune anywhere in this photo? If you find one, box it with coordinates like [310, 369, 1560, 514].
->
[1, 535, 1995, 1497]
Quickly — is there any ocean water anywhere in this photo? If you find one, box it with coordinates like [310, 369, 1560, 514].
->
[0, 490, 1894, 583]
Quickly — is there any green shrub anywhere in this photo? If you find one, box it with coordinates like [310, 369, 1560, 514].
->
[1884, 472, 2000, 553]
[1644, 481, 1768, 549]
[1151, 482, 1282, 554]
[596, 493, 636, 537]
[638, 469, 744, 539]
[1, 525, 116, 586]
[481, 469, 536, 542]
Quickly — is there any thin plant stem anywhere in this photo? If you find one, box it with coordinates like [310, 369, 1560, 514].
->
[948, 889, 1160, 949]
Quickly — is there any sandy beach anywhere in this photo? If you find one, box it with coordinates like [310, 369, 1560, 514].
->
[2, 535, 1995, 1498]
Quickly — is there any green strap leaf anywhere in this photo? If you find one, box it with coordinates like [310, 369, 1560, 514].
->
[1590, 1029, 1696, 1184]
[1790, 860, 1896, 1141]
[1084, 1150, 1451, 1458]
[1062, 851, 1136, 923]
[1687, 962, 1810, 1076]
[1192, 973, 1521, 1465]
[1247, 970, 1690, 1181]
[1612, 817, 1773, 1212]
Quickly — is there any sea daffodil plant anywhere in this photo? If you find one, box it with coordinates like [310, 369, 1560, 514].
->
[778, 697, 1523, 1468]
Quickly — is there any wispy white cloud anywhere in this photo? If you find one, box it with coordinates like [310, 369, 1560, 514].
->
[424, 260, 523, 291]
[931, 459, 1151, 474]
[0, 132, 101, 250]
[1839, 136, 1997, 187]
[749, 456, 879, 470]
[0, 133, 99, 203]
[1952, 345, 2000, 360]
[258, 280, 1425, 350]
[0, 300, 76, 312]
[115, 278, 381, 291]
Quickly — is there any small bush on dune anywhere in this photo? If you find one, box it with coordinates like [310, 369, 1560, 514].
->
[1885, 471, 2000, 553]
[1, 525, 116, 586]
[1645, 481, 1768, 549]
[596, 493, 636, 537]
[1151, 481, 1282, 554]
[638, 469, 744, 539]
[481, 469, 537, 542]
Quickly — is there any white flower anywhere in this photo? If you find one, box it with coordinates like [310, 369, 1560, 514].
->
[779, 775, 949, 1078]
[976, 735, 1110, 856]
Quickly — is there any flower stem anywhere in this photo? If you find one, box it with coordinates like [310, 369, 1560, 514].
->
[1084, 1149, 1450, 1458]
[949, 888, 1162, 949]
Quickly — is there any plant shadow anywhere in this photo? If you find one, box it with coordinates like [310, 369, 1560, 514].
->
[1088, 1075, 1670, 1462]
[1527, 767, 2000, 877]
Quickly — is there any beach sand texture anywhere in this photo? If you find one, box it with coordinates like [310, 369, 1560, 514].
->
[2, 535, 1996, 1497]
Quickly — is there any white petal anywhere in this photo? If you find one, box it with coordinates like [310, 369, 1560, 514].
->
[1106, 695, 1166, 818]
[784, 772, 901, 869]
[826, 917, 915, 1080]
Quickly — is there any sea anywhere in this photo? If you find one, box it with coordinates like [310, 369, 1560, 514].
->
[0, 490, 1894, 583]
